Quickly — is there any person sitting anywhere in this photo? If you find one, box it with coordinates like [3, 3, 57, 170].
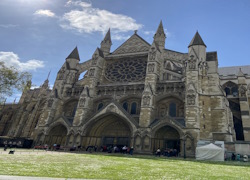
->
[122, 146, 127, 154]
[156, 148, 161, 157]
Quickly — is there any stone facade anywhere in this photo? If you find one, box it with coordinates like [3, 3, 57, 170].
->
[1, 22, 249, 156]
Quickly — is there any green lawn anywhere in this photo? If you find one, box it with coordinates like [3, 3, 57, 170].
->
[0, 150, 249, 179]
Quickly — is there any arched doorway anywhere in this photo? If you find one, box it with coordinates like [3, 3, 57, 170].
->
[85, 115, 132, 149]
[152, 125, 180, 153]
[45, 124, 67, 146]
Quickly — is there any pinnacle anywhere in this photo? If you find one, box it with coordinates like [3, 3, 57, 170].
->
[154, 20, 165, 37]
[188, 31, 206, 48]
[103, 28, 111, 43]
[66, 47, 80, 60]
[238, 68, 245, 77]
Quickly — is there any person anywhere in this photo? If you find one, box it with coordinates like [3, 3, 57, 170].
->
[122, 145, 127, 154]
[4, 144, 7, 151]
[53, 143, 57, 151]
[231, 153, 236, 161]
[156, 148, 161, 157]
[130, 146, 134, 155]
[236, 154, 241, 161]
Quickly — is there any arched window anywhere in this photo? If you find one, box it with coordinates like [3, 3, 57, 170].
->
[224, 87, 230, 96]
[166, 62, 171, 70]
[169, 102, 176, 117]
[123, 102, 128, 111]
[131, 102, 137, 115]
[232, 87, 238, 96]
[72, 105, 77, 117]
[64, 101, 78, 118]
[97, 103, 103, 110]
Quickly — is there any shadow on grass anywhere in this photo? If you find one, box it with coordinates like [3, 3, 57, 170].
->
[3, 148, 249, 167]
[80, 151, 250, 167]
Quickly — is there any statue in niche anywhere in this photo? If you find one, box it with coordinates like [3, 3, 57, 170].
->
[58, 67, 65, 80]
[159, 107, 166, 117]
[189, 59, 196, 70]
[187, 94, 195, 105]
[92, 53, 98, 65]
[79, 98, 86, 107]
[47, 99, 54, 107]
[89, 69, 95, 76]
[149, 47, 156, 61]
[70, 73, 75, 82]
[148, 63, 155, 73]
[143, 96, 151, 106]
[239, 85, 246, 97]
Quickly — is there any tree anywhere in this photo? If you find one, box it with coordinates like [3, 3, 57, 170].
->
[0, 61, 31, 103]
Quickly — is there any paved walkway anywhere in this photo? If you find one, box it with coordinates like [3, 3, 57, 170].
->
[0, 175, 98, 180]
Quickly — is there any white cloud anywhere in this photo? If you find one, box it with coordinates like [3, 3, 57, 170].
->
[60, 1, 142, 34]
[112, 34, 130, 41]
[34, 9, 55, 17]
[0, 24, 18, 28]
[164, 28, 171, 38]
[0, 51, 45, 71]
[143, 30, 155, 35]
[66, 0, 92, 8]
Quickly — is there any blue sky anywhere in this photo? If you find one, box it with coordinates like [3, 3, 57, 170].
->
[1, 0, 250, 102]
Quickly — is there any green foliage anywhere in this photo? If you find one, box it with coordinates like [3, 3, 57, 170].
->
[0, 61, 31, 103]
[0, 151, 249, 179]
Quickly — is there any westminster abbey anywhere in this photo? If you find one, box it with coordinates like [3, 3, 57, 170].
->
[1, 21, 249, 156]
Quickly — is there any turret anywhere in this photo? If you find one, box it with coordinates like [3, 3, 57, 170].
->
[66, 46, 80, 69]
[100, 29, 112, 55]
[188, 31, 206, 61]
[153, 21, 166, 50]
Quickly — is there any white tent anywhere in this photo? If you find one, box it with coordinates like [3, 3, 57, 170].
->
[196, 143, 224, 161]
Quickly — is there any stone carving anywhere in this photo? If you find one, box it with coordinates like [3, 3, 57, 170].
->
[107, 104, 117, 112]
[239, 85, 247, 97]
[189, 59, 196, 70]
[79, 98, 86, 107]
[187, 94, 195, 105]
[148, 63, 155, 73]
[105, 58, 147, 82]
[92, 53, 98, 65]
[89, 68, 95, 76]
[149, 47, 156, 61]
[112, 35, 150, 54]
[143, 96, 151, 106]
[58, 67, 65, 80]
[47, 99, 54, 107]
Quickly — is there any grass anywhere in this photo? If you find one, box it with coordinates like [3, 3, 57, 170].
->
[0, 149, 249, 179]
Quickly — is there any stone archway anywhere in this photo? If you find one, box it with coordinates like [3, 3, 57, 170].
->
[84, 114, 132, 150]
[152, 125, 180, 153]
[45, 124, 67, 146]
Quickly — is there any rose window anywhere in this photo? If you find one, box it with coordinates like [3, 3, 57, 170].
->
[105, 59, 147, 82]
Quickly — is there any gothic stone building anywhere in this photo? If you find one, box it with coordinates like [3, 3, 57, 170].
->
[1, 22, 250, 156]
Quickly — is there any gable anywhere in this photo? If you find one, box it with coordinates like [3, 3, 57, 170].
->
[112, 34, 150, 55]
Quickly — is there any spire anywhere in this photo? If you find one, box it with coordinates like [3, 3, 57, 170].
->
[153, 20, 166, 49]
[46, 70, 51, 80]
[66, 46, 80, 60]
[101, 28, 112, 55]
[188, 31, 206, 48]
[154, 20, 165, 37]
[238, 68, 245, 77]
[103, 28, 111, 43]
[41, 71, 50, 89]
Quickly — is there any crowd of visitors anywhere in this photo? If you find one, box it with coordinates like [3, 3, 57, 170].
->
[155, 148, 179, 157]
[97, 145, 134, 155]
